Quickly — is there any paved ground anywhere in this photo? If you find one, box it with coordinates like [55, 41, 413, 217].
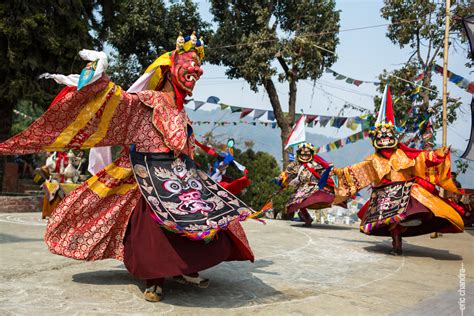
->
[0, 213, 472, 316]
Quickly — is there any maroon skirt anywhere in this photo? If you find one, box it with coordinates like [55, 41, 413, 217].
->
[123, 197, 253, 279]
[287, 190, 335, 214]
[363, 197, 454, 237]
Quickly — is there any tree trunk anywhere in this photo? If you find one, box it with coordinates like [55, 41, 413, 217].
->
[420, 69, 432, 111]
[280, 127, 291, 168]
[288, 71, 297, 126]
[263, 78, 291, 167]
[0, 100, 14, 192]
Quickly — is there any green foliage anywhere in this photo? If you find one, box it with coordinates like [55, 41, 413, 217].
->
[381, 0, 471, 57]
[0, 1, 95, 110]
[10, 100, 44, 136]
[377, 0, 469, 140]
[208, 0, 339, 91]
[0, 1, 96, 188]
[374, 64, 461, 131]
[271, 186, 294, 219]
[208, 0, 340, 167]
[195, 145, 285, 217]
[234, 149, 281, 211]
[103, 0, 212, 87]
[0, 1, 212, 138]
[455, 158, 469, 174]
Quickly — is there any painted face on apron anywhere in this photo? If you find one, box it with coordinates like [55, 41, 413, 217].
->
[157, 160, 215, 215]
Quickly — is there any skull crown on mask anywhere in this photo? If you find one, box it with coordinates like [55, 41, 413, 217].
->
[296, 143, 315, 163]
[371, 125, 399, 150]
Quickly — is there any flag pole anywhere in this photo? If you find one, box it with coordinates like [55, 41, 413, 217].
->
[433, 0, 451, 239]
[442, 0, 451, 147]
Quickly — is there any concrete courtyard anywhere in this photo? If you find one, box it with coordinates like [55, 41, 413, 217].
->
[0, 212, 472, 315]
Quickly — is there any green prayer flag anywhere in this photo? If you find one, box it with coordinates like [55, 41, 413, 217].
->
[230, 106, 241, 113]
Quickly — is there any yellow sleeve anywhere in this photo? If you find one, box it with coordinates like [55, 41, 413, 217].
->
[414, 147, 460, 193]
[333, 160, 379, 199]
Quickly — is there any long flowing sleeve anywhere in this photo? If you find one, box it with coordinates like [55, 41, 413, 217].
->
[414, 147, 461, 193]
[0, 77, 108, 154]
[332, 160, 379, 201]
[0, 76, 188, 156]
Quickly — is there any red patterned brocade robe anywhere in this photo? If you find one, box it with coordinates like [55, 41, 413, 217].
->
[0, 76, 254, 273]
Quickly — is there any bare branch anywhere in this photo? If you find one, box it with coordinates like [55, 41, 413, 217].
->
[406, 50, 417, 66]
[425, 34, 433, 66]
[275, 52, 290, 75]
[425, 10, 433, 63]
[416, 31, 425, 67]
[427, 43, 443, 69]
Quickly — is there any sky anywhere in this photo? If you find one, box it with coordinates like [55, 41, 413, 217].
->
[189, 0, 472, 152]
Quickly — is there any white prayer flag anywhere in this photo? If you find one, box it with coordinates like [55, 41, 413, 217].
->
[285, 115, 306, 149]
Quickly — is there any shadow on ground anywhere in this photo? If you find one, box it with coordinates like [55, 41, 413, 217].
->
[289, 223, 356, 231]
[364, 242, 463, 261]
[329, 236, 464, 260]
[0, 233, 43, 244]
[72, 268, 140, 287]
[72, 259, 282, 308]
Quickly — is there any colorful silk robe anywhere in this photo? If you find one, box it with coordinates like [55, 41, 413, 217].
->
[333, 147, 464, 235]
[0, 76, 195, 156]
[279, 160, 334, 210]
[0, 75, 242, 260]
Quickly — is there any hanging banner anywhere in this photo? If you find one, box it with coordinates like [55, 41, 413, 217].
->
[220, 103, 229, 110]
[230, 106, 241, 113]
[325, 68, 380, 87]
[240, 108, 253, 119]
[206, 96, 220, 104]
[193, 100, 206, 111]
[253, 109, 266, 119]
[319, 116, 331, 127]
[315, 130, 370, 153]
[462, 97, 474, 160]
[267, 111, 276, 121]
[433, 64, 474, 94]
[306, 115, 318, 124]
[186, 97, 371, 129]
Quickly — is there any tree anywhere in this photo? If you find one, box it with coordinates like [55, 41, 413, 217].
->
[0, 1, 212, 189]
[101, 0, 212, 87]
[379, 0, 471, 170]
[195, 142, 283, 217]
[374, 63, 462, 133]
[207, 0, 340, 167]
[0, 0, 95, 189]
[234, 149, 281, 210]
[380, 0, 471, 115]
[10, 101, 45, 137]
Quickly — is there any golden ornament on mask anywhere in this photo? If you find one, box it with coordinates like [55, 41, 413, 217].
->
[142, 32, 205, 91]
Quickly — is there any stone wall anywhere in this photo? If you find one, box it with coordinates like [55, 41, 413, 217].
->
[0, 194, 43, 213]
[2, 162, 19, 192]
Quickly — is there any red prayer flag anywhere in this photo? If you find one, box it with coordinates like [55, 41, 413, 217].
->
[468, 82, 474, 94]
[240, 108, 253, 119]
[306, 115, 318, 124]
